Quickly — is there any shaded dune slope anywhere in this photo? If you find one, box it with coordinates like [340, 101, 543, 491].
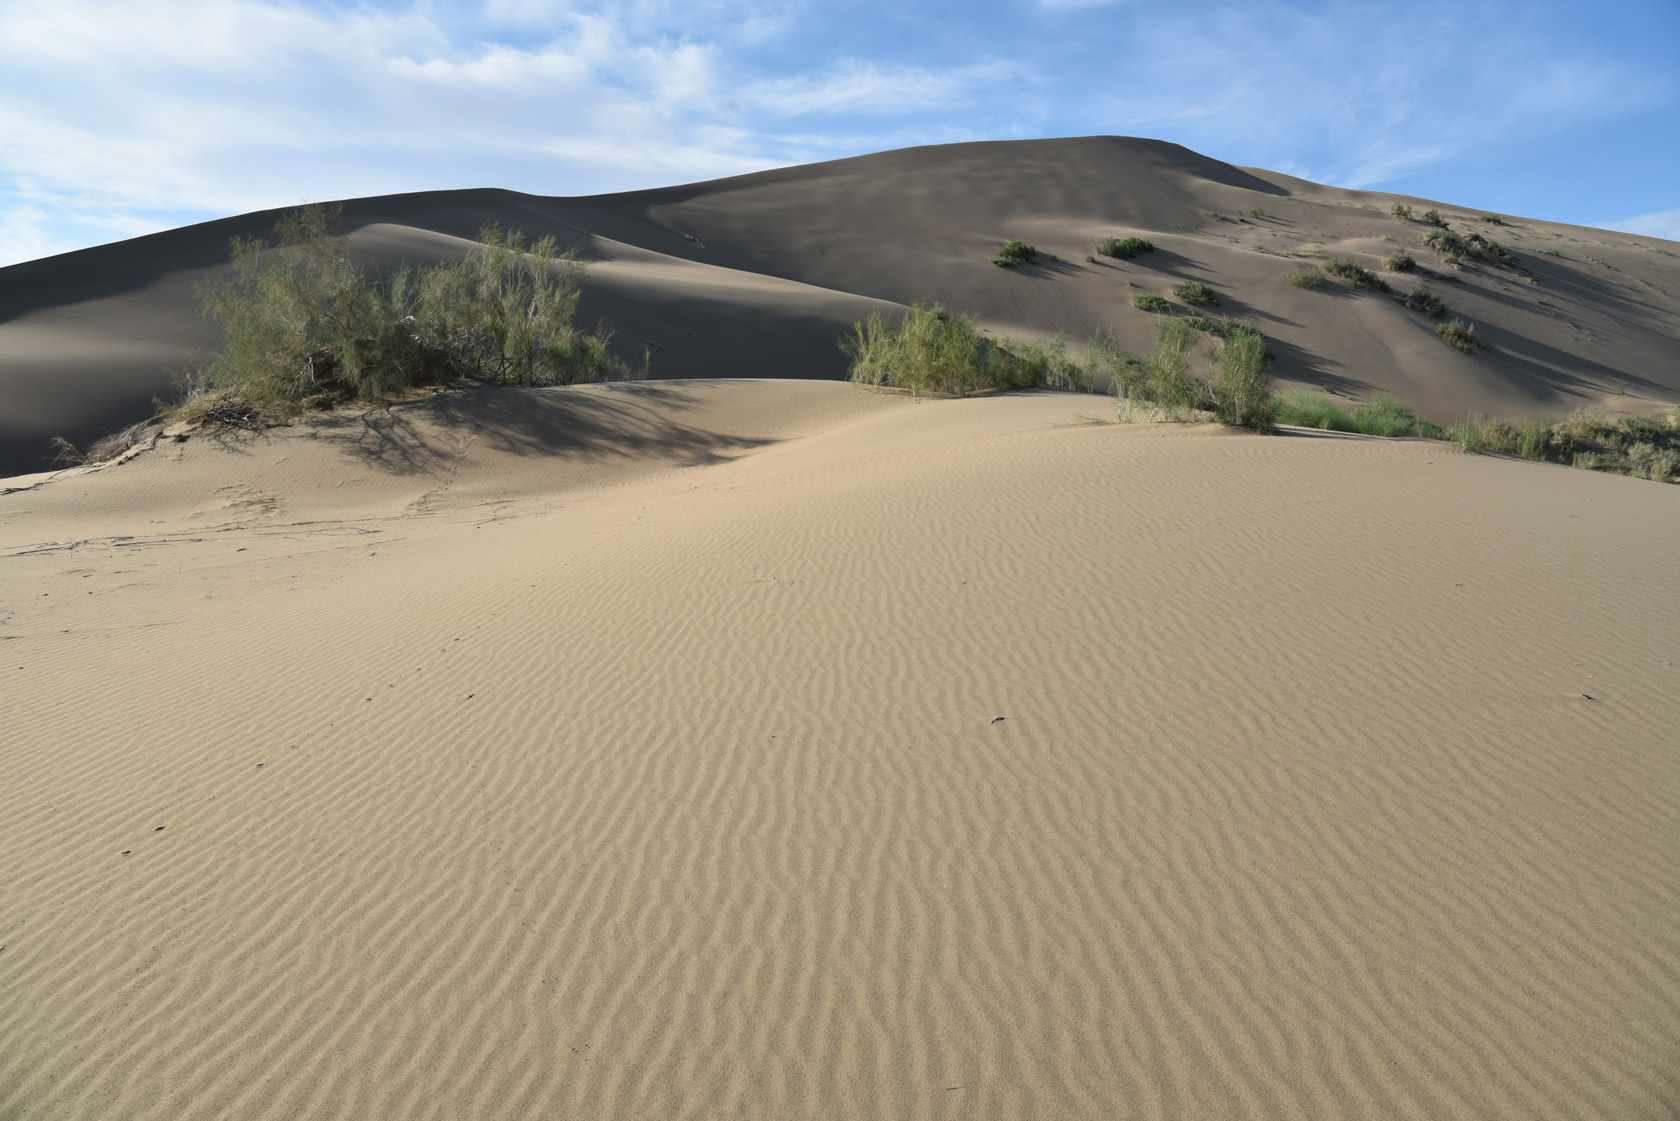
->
[4, 136, 1679, 475]
[3, 382, 1678, 1119]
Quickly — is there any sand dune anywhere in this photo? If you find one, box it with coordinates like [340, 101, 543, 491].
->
[4, 381, 1678, 1119]
[5, 136, 1679, 475]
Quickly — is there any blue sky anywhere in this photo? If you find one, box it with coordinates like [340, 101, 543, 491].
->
[2, 0, 1676, 265]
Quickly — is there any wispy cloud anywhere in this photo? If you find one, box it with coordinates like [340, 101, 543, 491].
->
[0, 0, 1674, 265]
[1088, 3, 1669, 190]
[741, 60, 1003, 119]
[1602, 206, 1680, 243]
[0, 1, 776, 262]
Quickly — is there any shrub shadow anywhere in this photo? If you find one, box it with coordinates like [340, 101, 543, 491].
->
[315, 381, 778, 476]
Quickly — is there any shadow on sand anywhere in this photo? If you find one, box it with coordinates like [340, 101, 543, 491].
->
[313, 381, 779, 476]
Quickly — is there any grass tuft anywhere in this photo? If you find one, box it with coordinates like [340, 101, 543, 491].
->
[992, 240, 1037, 268]
[1174, 280, 1219, 306]
[1385, 250, 1416, 273]
[1273, 390, 1440, 437]
[1095, 236, 1154, 260]
[1287, 265, 1328, 289]
[1436, 318, 1483, 352]
[1131, 292, 1172, 313]
[1322, 258, 1392, 291]
[1391, 202, 1414, 220]
[1401, 284, 1447, 318]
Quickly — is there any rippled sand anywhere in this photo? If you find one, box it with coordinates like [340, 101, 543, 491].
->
[4, 381, 1677, 1119]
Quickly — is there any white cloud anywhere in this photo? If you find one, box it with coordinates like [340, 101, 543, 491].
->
[1094, 3, 1669, 192]
[1601, 206, 1680, 243]
[742, 61, 1000, 118]
[0, 0, 1671, 265]
[0, 0, 775, 263]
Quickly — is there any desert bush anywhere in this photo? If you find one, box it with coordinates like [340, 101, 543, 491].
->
[1272, 390, 1439, 437]
[1132, 292, 1172, 313]
[408, 223, 626, 387]
[1481, 215, 1504, 225]
[1175, 280, 1219, 306]
[1138, 317, 1210, 418]
[1087, 327, 1149, 399]
[168, 205, 631, 426]
[1322, 257, 1391, 291]
[1447, 414, 1487, 451]
[1095, 236, 1154, 260]
[1422, 208, 1446, 227]
[1606, 413, 1670, 449]
[1423, 228, 1465, 255]
[1391, 203, 1414, 220]
[1438, 409, 1680, 479]
[49, 419, 168, 466]
[1563, 405, 1610, 443]
[1517, 420, 1551, 460]
[1210, 325, 1276, 432]
[844, 304, 1019, 395]
[1385, 250, 1416, 272]
[1003, 333, 1095, 393]
[1436, 318, 1483, 352]
[993, 240, 1037, 268]
[1288, 265, 1328, 289]
[1402, 284, 1447, 317]
[1627, 442, 1680, 481]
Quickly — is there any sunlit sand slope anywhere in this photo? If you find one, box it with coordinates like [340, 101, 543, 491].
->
[4, 135, 1678, 474]
[3, 381, 1677, 1119]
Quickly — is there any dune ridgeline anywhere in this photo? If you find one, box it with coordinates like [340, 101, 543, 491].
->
[3, 136, 1679, 476]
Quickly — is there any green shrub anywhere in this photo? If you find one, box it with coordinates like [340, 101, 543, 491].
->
[1139, 317, 1210, 418]
[1447, 414, 1487, 451]
[1391, 203, 1414, 220]
[1423, 229, 1464, 255]
[1002, 333, 1095, 393]
[1288, 265, 1328, 289]
[1481, 215, 1504, 225]
[1132, 292, 1172, 313]
[1175, 280, 1219, 306]
[992, 239, 1037, 268]
[1628, 443, 1680, 481]
[844, 304, 1014, 395]
[1422, 208, 1447, 227]
[1210, 325, 1276, 432]
[411, 223, 628, 387]
[1095, 236, 1154, 260]
[1437, 318, 1483, 352]
[1402, 284, 1447, 317]
[1273, 390, 1439, 437]
[844, 304, 1107, 396]
[169, 205, 630, 426]
[1385, 250, 1416, 273]
[1322, 257, 1392, 291]
[1087, 326, 1147, 398]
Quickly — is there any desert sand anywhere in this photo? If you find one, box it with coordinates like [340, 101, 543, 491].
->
[4, 379, 1678, 1119]
[4, 136, 1679, 476]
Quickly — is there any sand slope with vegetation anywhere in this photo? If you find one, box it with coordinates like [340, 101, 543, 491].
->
[4, 136, 1679, 476]
[4, 380, 1679, 1120]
